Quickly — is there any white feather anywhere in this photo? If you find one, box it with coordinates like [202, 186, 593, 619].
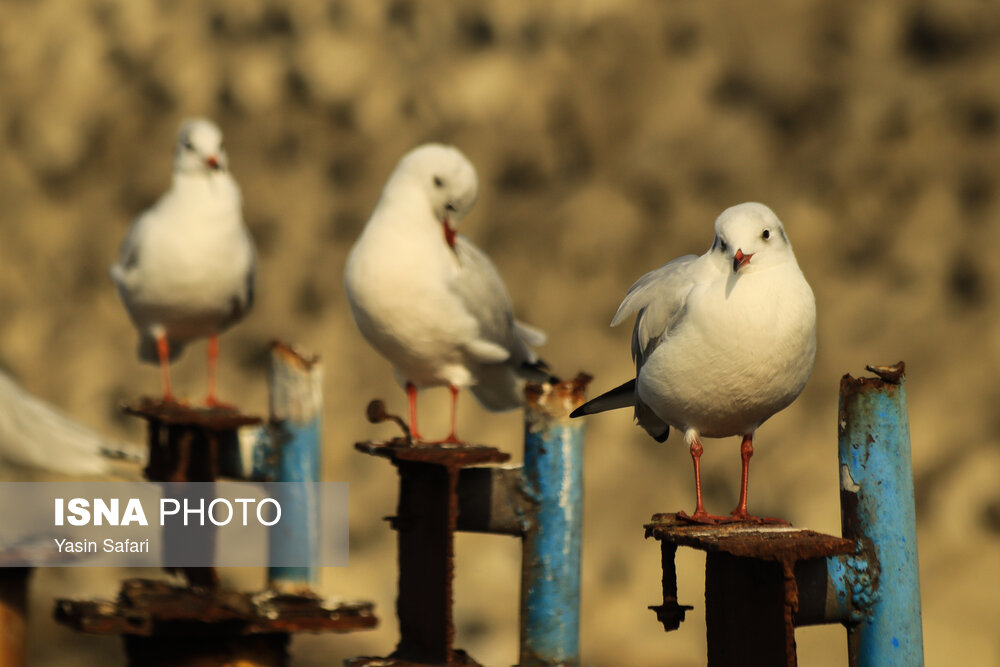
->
[0, 371, 137, 475]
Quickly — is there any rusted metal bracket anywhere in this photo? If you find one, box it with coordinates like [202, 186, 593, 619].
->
[128, 400, 263, 588]
[352, 441, 510, 667]
[56, 379, 378, 666]
[645, 514, 855, 667]
[55, 578, 376, 667]
[351, 374, 590, 667]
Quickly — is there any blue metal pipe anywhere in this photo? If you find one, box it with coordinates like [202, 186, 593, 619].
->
[256, 343, 322, 590]
[837, 363, 924, 666]
[518, 378, 588, 667]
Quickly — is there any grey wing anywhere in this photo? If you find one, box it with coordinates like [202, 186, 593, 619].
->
[223, 246, 256, 328]
[109, 210, 152, 289]
[452, 237, 541, 367]
[610, 255, 700, 367]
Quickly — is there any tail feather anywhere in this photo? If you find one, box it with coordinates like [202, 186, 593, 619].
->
[520, 358, 559, 384]
[570, 379, 636, 418]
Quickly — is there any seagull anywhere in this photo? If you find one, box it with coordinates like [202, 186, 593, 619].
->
[572, 203, 816, 523]
[0, 369, 139, 476]
[110, 118, 255, 406]
[344, 143, 549, 443]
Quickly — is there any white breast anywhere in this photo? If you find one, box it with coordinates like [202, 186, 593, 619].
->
[638, 263, 816, 437]
[344, 210, 479, 388]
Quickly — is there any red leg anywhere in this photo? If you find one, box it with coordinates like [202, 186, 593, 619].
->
[676, 430, 731, 524]
[406, 382, 423, 442]
[205, 334, 236, 409]
[731, 433, 754, 520]
[729, 432, 789, 524]
[689, 435, 709, 520]
[156, 333, 175, 403]
[439, 385, 463, 444]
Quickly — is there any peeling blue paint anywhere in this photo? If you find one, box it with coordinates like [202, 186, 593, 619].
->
[520, 401, 584, 665]
[838, 371, 924, 665]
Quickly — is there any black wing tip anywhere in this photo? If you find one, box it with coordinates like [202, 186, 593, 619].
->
[653, 426, 670, 443]
[521, 359, 560, 384]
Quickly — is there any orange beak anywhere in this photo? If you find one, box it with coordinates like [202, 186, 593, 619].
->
[205, 155, 221, 170]
[733, 249, 752, 272]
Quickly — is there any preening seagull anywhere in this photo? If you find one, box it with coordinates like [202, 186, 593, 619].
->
[110, 118, 256, 406]
[344, 143, 549, 443]
[572, 202, 816, 523]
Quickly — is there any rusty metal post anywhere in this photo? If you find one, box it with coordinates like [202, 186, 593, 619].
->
[838, 363, 924, 665]
[257, 342, 323, 590]
[56, 394, 377, 665]
[134, 401, 262, 588]
[518, 379, 588, 667]
[705, 553, 792, 665]
[0, 568, 30, 667]
[645, 516, 854, 667]
[352, 376, 589, 666]
[352, 442, 509, 666]
[56, 578, 376, 667]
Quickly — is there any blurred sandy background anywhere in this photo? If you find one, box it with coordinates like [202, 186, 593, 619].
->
[1, 0, 998, 665]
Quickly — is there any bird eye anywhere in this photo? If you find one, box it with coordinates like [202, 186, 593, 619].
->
[183, 141, 195, 152]
[433, 176, 444, 188]
[718, 238, 728, 252]
[762, 229, 771, 240]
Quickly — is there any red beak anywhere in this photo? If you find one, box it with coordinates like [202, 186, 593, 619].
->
[205, 155, 221, 170]
[442, 218, 457, 248]
[733, 249, 752, 272]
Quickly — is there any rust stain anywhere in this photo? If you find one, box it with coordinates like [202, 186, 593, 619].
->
[124, 399, 262, 430]
[524, 373, 592, 417]
[270, 340, 320, 371]
[355, 442, 507, 666]
[646, 513, 856, 661]
[54, 578, 377, 637]
[355, 441, 510, 467]
[645, 513, 855, 562]
[839, 361, 906, 403]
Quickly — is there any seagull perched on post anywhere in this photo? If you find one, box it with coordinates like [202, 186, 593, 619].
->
[572, 203, 816, 523]
[110, 118, 255, 406]
[344, 143, 549, 443]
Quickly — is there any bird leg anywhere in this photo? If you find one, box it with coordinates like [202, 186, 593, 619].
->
[205, 334, 236, 410]
[438, 385, 463, 444]
[156, 333, 175, 404]
[731, 433, 754, 520]
[406, 383, 424, 442]
[691, 435, 707, 517]
[730, 432, 790, 525]
[676, 430, 731, 524]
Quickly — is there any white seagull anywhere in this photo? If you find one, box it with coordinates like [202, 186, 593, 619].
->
[110, 118, 255, 406]
[344, 143, 549, 443]
[572, 203, 816, 523]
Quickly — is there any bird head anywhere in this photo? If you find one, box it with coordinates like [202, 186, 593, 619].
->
[173, 118, 229, 176]
[711, 202, 794, 274]
[391, 143, 479, 248]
